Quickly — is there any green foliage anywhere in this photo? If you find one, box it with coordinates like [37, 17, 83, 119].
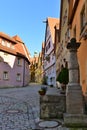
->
[42, 76, 48, 85]
[56, 68, 69, 84]
[46, 56, 50, 61]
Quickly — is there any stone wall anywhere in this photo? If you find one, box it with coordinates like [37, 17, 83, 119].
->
[40, 93, 66, 119]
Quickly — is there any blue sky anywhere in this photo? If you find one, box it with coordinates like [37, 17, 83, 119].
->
[0, 0, 60, 57]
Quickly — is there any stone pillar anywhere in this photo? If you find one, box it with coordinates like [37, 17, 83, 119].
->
[66, 38, 84, 114]
[64, 38, 87, 127]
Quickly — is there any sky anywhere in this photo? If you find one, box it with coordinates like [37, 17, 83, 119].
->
[0, 0, 60, 57]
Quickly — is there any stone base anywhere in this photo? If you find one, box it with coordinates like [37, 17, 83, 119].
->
[66, 84, 84, 114]
[64, 113, 87, 127]
[40, 88, 66, 119]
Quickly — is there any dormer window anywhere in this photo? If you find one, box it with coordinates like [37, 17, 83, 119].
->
[11, 45, 15, 49]
[2, 40, 5, 46]
[7, 42, 10, 48]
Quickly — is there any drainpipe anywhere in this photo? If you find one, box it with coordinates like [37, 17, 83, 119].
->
[23, 59, 25, 87]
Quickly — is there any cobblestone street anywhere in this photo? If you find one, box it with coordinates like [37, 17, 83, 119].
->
[0, 83, 41, 130]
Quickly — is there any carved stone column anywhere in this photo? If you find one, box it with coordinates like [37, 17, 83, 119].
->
[64, 38, 87, 127]
[66, 38, 83, 114]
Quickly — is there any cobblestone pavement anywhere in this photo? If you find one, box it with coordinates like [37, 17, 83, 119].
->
[0, 83, 41, 130]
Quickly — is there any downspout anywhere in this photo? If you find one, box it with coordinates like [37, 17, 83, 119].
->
[23, 59, 25, 87]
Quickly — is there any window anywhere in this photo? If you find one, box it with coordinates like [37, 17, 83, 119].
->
[80, 5, 85, 32]
[7, 42, 10, 48]
[2, 40, 5, 46]
[3, 71, 8, 80]
[17, 73, 21, 81]
[11, 45, 15, 49]
[4, 52, 8, 55]
[46, 46, 48, 53]
[48, 41, 50, 49]
[17, 58, 21, 65]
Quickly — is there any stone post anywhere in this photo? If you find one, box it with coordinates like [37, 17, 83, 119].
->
[66, 38, 83, 114]
[64, 38, 87, 127]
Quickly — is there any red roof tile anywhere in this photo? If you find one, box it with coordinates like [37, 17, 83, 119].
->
[0, 32, 30, 64]
[0, 32, 17, 44]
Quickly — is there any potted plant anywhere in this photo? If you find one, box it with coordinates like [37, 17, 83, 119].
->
[38, 86, 47, 95]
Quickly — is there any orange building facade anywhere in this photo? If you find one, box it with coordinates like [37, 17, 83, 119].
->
[68, 0, 87, 94]
[59, 0, 87, 95]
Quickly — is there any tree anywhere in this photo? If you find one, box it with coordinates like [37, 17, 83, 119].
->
[56, 67, 69, 85]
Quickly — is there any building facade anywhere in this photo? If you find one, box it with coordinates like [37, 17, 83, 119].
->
[0, 32, 30, 87]
[59, 0, 69, 69]
[54, 23, 60, 78]
[43, 17, 59, 86]
[57, 0, 87, 94]
[68, 0, 87, 94]
[35, 52, 43, 83]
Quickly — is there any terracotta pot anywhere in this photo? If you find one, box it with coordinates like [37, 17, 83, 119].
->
[38, 90, 46, 95]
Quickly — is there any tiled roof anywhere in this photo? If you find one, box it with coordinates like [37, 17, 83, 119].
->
[0, 32, 30, 64]
[0, 44, 16, 55]
[0, 32, 17, 44]
[12, 35, 23, 43]
[47, 17, 60, 43]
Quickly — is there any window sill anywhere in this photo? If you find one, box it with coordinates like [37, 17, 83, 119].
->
[17, 64, 22, 67]
[3, 79, 9, 81]
[16, 80, 21, 82]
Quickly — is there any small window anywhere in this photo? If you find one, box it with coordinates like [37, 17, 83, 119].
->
[11, 45, 15, 49]
[17, 58, 21, 65]
[4, 52, 8, 55]
[48, 41, 50, 49]
[7, 42, 10, 48]
[2, 40, 5, 46]
[17, 73, 21, 81]
[3, 71, 8, 80]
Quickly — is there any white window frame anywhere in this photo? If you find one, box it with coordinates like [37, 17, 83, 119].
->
[3, 71, 8, 80]
[2, 40, 5, 46]
[17, 58, 21, 65]
[16, 73, 21, 81]
[7, 42, 10, 48]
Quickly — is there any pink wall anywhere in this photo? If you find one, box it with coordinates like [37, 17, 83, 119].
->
[0, 55, 30, 88]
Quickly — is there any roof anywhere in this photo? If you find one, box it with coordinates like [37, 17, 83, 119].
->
[47, 17, 60, 43]
[0, 32, 30, 64]
[0, 32, 17, 44]
[12, 35, 23, 43]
